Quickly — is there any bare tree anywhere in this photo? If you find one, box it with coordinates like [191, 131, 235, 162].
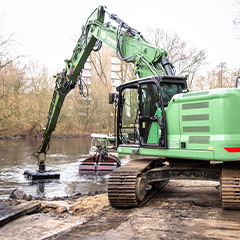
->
[24, 61, 54, 137]
[146, 28, 207, 88]
[233, 1, 240, 27]
[195, 62, 238, 90]
[89, 49, 115, 132]
[0, 18, 23, 69]
[0, 62, 27, 137]
[232, 0, 240, 41]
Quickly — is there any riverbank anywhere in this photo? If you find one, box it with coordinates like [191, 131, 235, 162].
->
[0, 133, 92, 141]
[1, 180, 240, 240]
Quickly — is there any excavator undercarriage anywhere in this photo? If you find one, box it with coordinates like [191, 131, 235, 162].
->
[108, 158, 240, 209]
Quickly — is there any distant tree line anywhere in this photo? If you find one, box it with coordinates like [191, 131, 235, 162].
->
[0, 26, 239, 139]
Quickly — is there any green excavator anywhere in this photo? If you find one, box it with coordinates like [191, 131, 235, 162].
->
[28, 6, 240, 209]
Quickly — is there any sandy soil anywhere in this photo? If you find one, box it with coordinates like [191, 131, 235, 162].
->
[1, 180, 240, 240]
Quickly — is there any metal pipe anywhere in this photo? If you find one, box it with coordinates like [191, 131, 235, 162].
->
[161, 57, 175, 76]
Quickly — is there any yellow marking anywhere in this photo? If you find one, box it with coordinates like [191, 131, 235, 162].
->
[76, 62, 78, 65]
[208, 146, 214, 150]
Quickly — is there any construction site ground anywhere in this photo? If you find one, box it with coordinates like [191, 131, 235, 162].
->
[1, 180, 240, 240]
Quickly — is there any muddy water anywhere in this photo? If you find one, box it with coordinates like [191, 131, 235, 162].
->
[0, 137, 130, 199]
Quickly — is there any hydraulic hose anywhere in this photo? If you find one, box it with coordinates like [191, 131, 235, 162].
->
[161, 57, 175, 76]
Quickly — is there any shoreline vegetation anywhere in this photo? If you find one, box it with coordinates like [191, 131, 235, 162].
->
[1, 31, 239, 146]
[1, 32, 238, 144]
[0, 61, 115, 143]
[0, 133, 92, 140]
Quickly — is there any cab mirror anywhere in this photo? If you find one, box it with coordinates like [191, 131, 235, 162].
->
[236, 76, 240, 88]
[109, 93, 116, 104]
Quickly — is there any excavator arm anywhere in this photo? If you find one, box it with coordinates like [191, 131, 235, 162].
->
[34, 5, 175, 170]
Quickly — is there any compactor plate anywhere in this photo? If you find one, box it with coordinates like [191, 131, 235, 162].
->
[23, 169, 60, 180]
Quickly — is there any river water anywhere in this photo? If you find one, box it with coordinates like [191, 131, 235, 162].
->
[0, 137, 130, 199]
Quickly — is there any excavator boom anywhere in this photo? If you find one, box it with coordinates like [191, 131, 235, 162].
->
[34, 5, 175, 169]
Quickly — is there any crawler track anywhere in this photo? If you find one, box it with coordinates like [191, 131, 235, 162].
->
[108, 158, 163, 208]
[109, 159, 240, 209]
[221, 162, 240, 209]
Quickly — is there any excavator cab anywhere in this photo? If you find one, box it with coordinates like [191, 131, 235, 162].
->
[116, 76, 187, 148]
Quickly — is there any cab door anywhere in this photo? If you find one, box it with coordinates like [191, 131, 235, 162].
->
[138, 80, 166, 148]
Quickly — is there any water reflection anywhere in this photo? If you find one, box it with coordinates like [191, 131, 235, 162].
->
[0, 136, 129, 199]
[26, 179, 61, 198]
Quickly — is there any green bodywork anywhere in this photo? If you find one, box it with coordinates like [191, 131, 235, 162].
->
[147, 108, 162, 144]
[118, 87, 240, 162]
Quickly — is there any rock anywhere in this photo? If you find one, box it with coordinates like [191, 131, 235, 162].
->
[52, 196, 60, 200]
[25, 195, 33, 201]
[9, 189, 27, 199]
[42, 209, 49, 213]
[57, 206, 67, 214]
[74, 192, 81, 196]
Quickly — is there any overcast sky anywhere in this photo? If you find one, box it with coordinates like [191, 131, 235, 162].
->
[1, 0, 240, 75]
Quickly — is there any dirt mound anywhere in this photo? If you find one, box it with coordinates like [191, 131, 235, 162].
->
[69, 194, 109, 216]
[40, 193, 110, 216]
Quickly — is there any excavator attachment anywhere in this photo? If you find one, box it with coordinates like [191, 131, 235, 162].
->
[23, 169, 60, 180]
[24, 145, 60, 180]
[79, 133, 121, 174]
[79, 155, 120, 173]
